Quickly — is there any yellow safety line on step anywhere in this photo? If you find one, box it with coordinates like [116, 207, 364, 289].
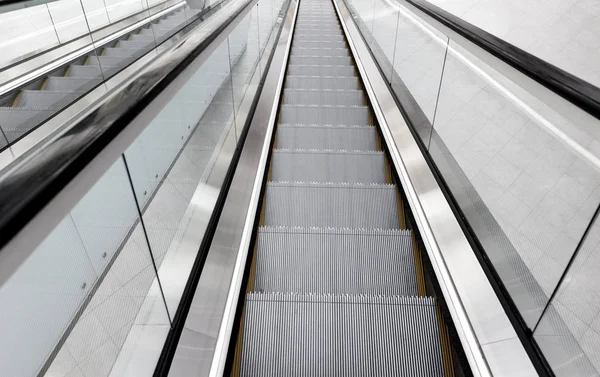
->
[40, 77, 49, 91]
[11, 91, 22, 107]
[437, 304, 456, 377]
[64, 66, 71, 77]
[84, 56, 90, 65]
[412, 232, 426, 296]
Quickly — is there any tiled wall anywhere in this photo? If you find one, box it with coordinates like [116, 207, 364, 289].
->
[425, 0, 600, 88]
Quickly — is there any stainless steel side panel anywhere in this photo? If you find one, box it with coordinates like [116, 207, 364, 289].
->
[166, 1, 298, 376]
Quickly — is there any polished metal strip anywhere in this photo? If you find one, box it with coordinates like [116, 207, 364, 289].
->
[0, 0, 256, 288]
[331, 0, 538, 376]
[0, 0, 186, 96]
[167, 1, 298, 376]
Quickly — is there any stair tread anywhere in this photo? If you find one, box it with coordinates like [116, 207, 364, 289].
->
[255, 227, 418, 295]
[241, 293, 445, 377]
[264, 182, 400, 228]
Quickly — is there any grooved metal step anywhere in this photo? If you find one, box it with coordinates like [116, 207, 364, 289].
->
[279, 105, 371, 125]
[276, 124, 377, 150]
[294, 34, 345, 42]
[117, 40, 153, 49]
[271, 149, 386, 183]
[291, 47, 348, 57]
[264, 182, 400, 228]
[241, 293, 445, 377]
[102, 47, 141, 58]
[17, 91, 83, 108]
[289, 55, 352, 66]
[294, 30, 342, 37]
[283, 89, 364, 106]
[86, 55, 133, 66]
[295, 25, 341, 31]
[285, 76, 360, 90]
[293, 41, 346, 50]
[44, 77, 102, 92]
[0, 108, 55, 136]
[255, 227, 418, 295]
[66, 65, 105, 78]
[130, 33, 156, 42]
[287, 64, 355, 76]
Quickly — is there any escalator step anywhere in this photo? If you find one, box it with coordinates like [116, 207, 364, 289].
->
[289, 55, 352, 66]
[44, 77, 102, 92]
[294, 34, 345, 42]
[102, 47, 142, 58]
[86, 55, 133, 66]
[66, 65, 105, 78]
[117, 40, 153, 49]
[291, 47, 349, 57]
[255, 227, 418, 295]
[293, 41, 346, 50]
[16, 90, 84, 109]
[271, 149, 386, 183]
[276, 124, 377, 150]
[285, 76, 359, 90]
[0, 108, 55, 139]
[264, 182, 399, 228]
[283, 89, 364, 106]
[241, 293, 445, 377]
[287, 64, 354, 76]
[129, 33, 156, 42]
[279, 105, 371, 125]
[295, 25, 341, 32]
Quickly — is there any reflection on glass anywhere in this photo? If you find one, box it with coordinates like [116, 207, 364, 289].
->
[0, 0, 290, 375]
[390, 9, 446, 127]
[0, 158, 170, 377]
[346, 0, 375, 46]
[228, 8, 260, 115]
[429, 40, 600, 328]
[124, 35, 237, 315]
[370, 0, 398, 80]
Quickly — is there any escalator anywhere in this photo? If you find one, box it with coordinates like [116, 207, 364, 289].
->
[234, 0, 452, 374]
[0, 4, 190, 146]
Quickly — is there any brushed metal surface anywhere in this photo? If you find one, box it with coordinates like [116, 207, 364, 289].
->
[166, 1, 297, 376]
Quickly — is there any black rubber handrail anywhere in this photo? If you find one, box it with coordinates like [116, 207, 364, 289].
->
[406, 0, 600, 121]
[0, 0, 254, 251]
